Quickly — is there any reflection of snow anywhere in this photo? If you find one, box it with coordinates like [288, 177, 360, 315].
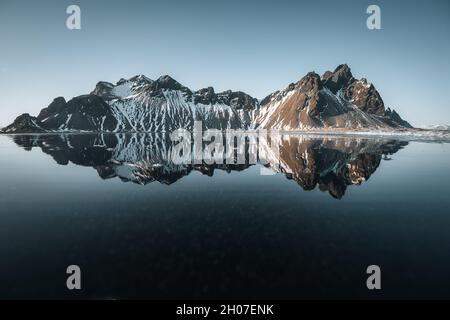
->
[272, 129, 450, 141]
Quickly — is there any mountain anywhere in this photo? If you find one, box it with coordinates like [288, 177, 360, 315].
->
[11, 133, 408, 199]
[255, 64, 412, 130]
[89, 75, 258, 132]
[1, 64, 411, 133]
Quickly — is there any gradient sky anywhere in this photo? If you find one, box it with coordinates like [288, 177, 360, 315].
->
[1, 0, 449, 127]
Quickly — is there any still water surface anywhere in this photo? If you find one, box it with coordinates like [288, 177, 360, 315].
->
[0, 134, 449, 298]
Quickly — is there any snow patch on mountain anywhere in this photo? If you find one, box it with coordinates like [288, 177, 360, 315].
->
[417, 124, 450, 131]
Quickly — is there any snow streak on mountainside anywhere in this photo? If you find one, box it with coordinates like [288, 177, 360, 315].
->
[1, 64, 412, 133]
[254, 64, 412, 130]
[91, 75, 257, 132]
[2, 75, 258, 133]
[418, 124, 450, 131]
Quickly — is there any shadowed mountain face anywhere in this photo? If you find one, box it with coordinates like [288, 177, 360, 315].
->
[11, 134, 407, 199]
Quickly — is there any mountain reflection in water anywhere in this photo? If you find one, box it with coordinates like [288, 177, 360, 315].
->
[12, 134, 408, 199]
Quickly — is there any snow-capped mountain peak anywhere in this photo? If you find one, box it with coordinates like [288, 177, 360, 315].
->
[1, 65, 413, 134]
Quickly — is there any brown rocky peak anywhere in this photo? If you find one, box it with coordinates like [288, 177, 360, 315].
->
[322, 63, 354, 94]
[334, 63, 352, 76]
[296, 72, 322, 93]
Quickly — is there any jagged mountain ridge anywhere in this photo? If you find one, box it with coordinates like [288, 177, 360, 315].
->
[255, 64, 412, 130]
[1, 64, 411, 133]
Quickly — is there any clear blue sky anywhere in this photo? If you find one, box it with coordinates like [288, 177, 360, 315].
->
[1, 0, 449, 127]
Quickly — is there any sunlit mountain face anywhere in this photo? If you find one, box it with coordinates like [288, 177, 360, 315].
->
[11, 133, 407, 199]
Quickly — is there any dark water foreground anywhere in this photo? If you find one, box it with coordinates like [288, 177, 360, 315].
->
[0, 133, 450, 299]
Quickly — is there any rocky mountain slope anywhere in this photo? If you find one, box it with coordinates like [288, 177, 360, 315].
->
[254, 64, 411, 130]
[1, 64, 411, 133]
